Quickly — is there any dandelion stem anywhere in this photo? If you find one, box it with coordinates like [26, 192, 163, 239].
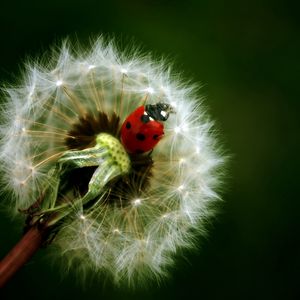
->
[0, 224, 49, 288]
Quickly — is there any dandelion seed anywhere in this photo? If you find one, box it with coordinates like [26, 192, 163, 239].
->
[177, 184, 185, 191]
[0, 37, 225, 287]
[179, 157, 186, 165]
[144, 87, 154, 94]
[174, 126, 181, 134]
[88, 64, 95, 70]
[56, 80, 63, 86]
[132, 198, 142, 206]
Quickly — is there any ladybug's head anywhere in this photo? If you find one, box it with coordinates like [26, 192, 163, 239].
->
[145, 103, 174, 122]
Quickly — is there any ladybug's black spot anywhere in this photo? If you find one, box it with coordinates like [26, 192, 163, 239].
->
[126, 122, 131, 129]
[141, 114, 150, 123]
[153, 134, 159, 140]
[136, 133, 146, 141]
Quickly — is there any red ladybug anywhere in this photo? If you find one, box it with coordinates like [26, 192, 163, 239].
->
[120, 103, 172, 154]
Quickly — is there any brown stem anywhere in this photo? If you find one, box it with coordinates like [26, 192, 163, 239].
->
[0, 224, 49, 288]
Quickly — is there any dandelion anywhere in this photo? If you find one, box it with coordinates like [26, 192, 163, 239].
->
[0, 38, 225, 287]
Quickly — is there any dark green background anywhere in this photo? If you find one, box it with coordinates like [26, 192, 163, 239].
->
[0, 0, 299, 299]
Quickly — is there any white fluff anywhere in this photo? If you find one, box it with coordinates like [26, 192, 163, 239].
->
[0, 38, 225, 286]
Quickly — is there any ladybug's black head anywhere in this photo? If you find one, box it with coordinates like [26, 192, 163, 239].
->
[145, 103, 173, 122]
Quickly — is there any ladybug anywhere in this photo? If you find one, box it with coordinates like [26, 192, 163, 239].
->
[120, 103, 173, 154]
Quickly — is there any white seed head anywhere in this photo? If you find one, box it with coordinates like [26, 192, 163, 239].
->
[0, 37, 225, 287]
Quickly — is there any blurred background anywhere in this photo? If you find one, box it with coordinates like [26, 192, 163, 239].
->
[0, 0, 299, 299]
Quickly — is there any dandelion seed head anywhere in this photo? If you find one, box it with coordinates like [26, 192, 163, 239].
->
[0, 37, 225, 287]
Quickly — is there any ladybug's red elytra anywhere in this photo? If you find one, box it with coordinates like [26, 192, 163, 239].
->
[120, 103, 173, 154]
